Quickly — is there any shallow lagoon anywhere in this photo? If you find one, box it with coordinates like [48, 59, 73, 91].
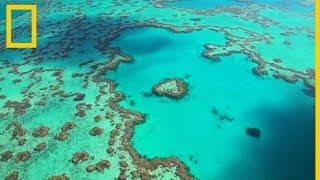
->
[107, 27, 314, 179]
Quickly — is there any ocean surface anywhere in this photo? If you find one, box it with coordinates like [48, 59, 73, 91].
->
[0, 0, 315, 179]
[0, 0, 45, 21]
[164, 0, 314, 12]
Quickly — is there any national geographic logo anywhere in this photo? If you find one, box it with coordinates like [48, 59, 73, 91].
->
[5, 2, 38, 48]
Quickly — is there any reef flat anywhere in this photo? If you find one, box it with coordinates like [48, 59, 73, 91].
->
[0, 0, 315, 179]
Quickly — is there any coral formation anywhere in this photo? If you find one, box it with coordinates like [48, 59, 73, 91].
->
[90, 126, 103, 136]
[72, 152, 89, 165]
[55, 122, 77, 141]
[73, 93, 86, 101]
[152, 78, 188, 99]
[14, 151, 31, 163]
[5, 171, 19, 180]
[246, 127, 261, 138]
[86, 160, 111, 173]
[94, 115, 102, 122]
[18, 139, 26, 146]
[32, 126, 50, 137]
[48, 174, 69, 180]
[1, 150, 13, 162]
[6, 122, 26, 140]
[34, 142, 46, 152]
[61, 122, 77, 131]
[55, 131, 69, 141]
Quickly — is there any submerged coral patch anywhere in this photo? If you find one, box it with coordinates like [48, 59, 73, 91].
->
[48, 174, 69, 180]
[90, 126, 103, 136]
[32, 126, 50, 137]
[34, 142, 46, 152]
[0, 150, 13, 162]
[14, 151, 31, 163]
[246, 127, 261, 138]
[72, 152, 89, 165]
[5, 171, 19, 180]
[86, 160, 111, 173]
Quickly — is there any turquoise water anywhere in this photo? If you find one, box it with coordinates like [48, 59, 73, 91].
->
[0, 1, 46, 44]
[0, 1, 44, 22]
[107, 27, 314, 179]
[164, 0, 314, 12]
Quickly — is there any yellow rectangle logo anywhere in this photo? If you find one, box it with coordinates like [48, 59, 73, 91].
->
[6, 5, 37, 48]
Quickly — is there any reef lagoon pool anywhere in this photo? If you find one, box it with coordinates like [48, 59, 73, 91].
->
[107, 27, 314, 179]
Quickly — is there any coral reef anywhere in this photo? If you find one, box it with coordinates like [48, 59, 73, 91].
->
[86, 160, 111, 173]
[107, 147, 114, 154]
[14, 151, 31, 163]
[5, 171, 19, 180]
[73, 93, 86, 101]
[55, 131, 68, 141]
[6, 122, 26, 140]
[18, 139, 26, 146]
[55, 122, 77, 141]
[32, 126, 50, 137]
[90, 126, 103, 136]
[1, 150, 13, 162]
[48, 174, 69, 180]
[152, 78, 188, 99]
[94, 115, 102, 122]
[34, 142, 46, 152]
[72, 152, 89, 165]
[61, 122, 77, 131]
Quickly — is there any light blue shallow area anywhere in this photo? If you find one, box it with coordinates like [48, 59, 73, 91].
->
[107, 27, 314, 179]
[164, 0, 314, 12]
